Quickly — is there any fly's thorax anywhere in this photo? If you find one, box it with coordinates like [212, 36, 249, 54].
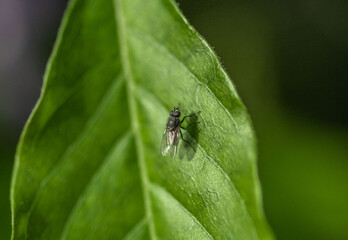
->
[166, 116, 180, 130]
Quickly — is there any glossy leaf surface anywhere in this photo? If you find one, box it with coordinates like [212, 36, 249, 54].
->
[11, 0, 273, 239]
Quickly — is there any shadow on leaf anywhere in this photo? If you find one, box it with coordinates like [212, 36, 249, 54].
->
[179, 112, 200, 160]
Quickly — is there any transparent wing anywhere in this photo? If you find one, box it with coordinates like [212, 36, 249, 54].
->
[170, 128, 179, 158]
[161, 127, 179, 158]
[161, 127, 170, 156]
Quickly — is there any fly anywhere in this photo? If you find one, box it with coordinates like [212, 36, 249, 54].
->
[161, 107, 200, 157]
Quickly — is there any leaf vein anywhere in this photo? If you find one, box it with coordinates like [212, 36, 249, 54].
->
[60, 131, 132, 239]
[25, 75, 124, 234]
[129, 27, 239, 132]
[122, 218, 147, 240]
[137, 85, 256, 229]
[150, 183, 214, 240]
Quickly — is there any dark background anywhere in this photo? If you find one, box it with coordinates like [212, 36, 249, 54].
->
[1, 0, 348, 239]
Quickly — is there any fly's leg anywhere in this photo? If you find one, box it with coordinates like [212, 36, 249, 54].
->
[180, 111, 201, 124]
[179, 128, 196, 152]
[180, 122, 200, 130]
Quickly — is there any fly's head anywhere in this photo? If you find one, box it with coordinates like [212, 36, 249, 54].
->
[170, 107, 181, 118]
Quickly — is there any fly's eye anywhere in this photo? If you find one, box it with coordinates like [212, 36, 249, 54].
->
[170, 109, 181, 117]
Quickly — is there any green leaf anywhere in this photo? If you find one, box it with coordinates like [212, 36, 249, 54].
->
[11, 0, 273, 239]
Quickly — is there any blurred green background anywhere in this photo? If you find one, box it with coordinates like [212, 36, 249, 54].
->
[1, 0, 347, 239]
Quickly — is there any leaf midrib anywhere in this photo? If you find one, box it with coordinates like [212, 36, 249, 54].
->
[113, 0, 157, 239]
